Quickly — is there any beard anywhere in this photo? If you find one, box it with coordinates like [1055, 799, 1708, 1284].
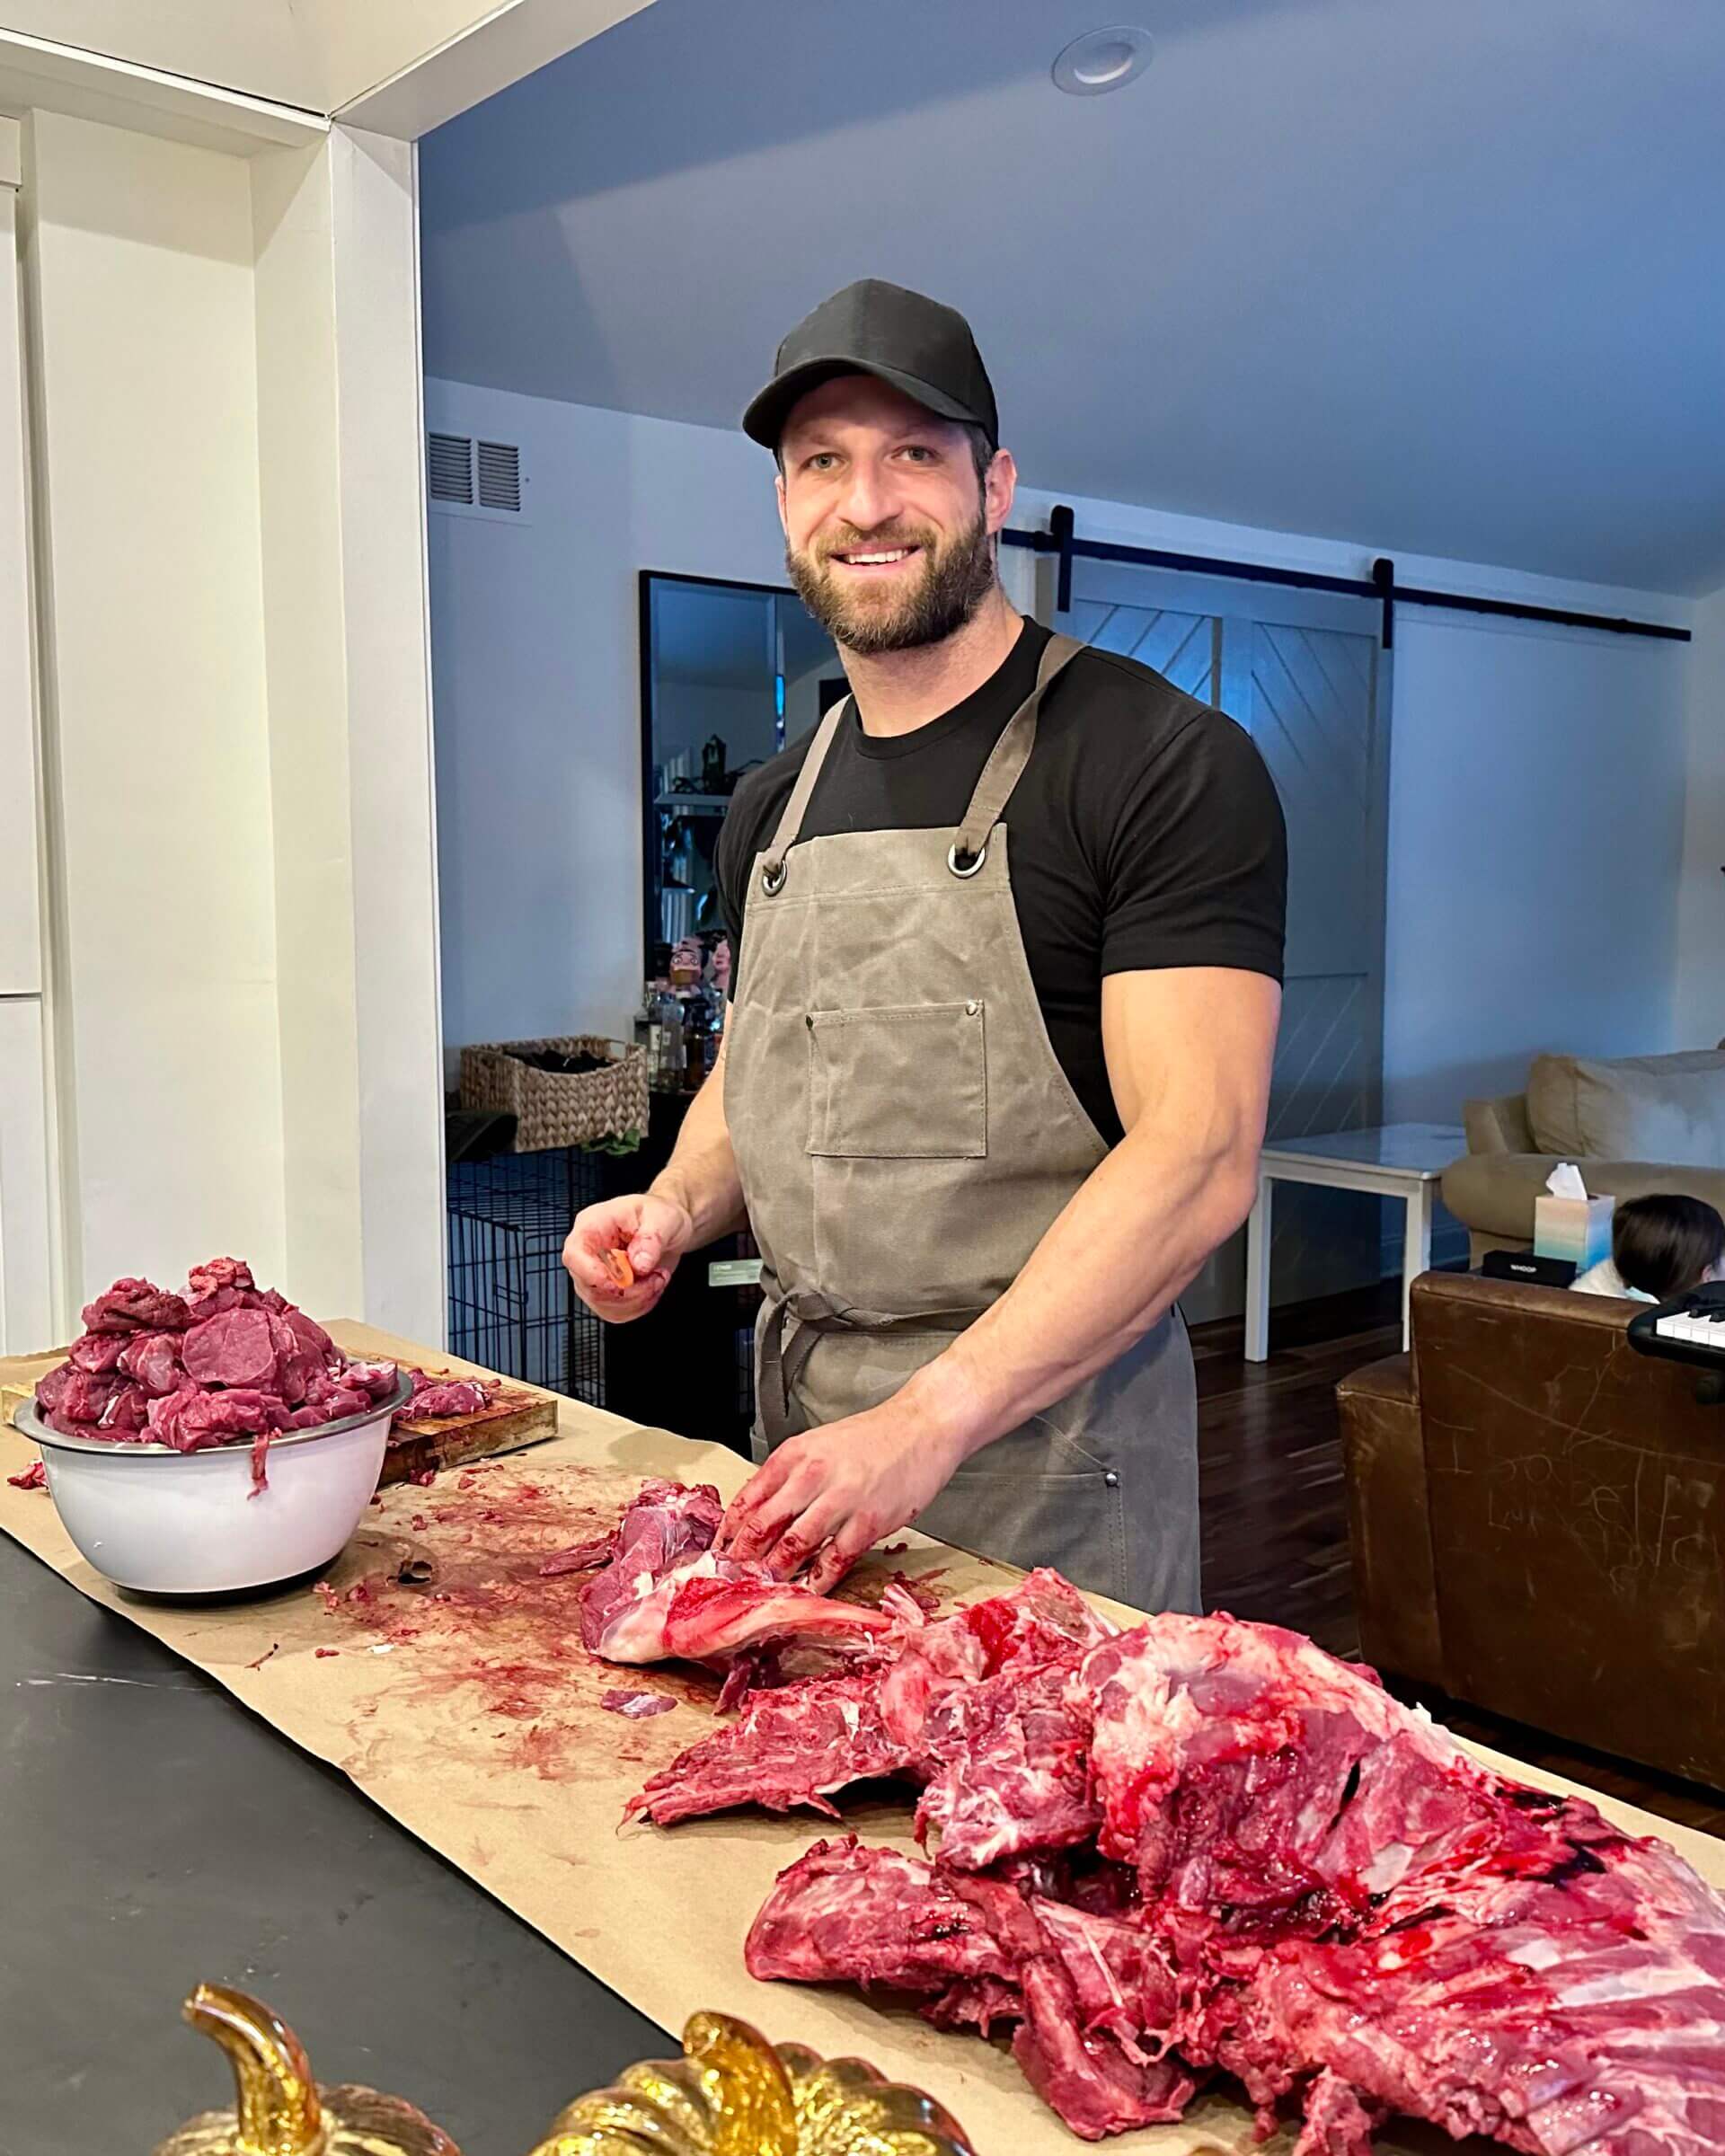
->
[786, 506, 997, 656]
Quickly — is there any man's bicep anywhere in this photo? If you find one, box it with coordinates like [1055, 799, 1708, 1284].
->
[1101, 968, 1280, 1150]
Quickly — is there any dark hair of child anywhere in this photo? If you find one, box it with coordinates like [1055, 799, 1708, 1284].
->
[1611, 1194, 1725, 1301]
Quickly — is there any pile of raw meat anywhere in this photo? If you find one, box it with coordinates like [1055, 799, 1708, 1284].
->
[585, 1484, 1725, 2153]
[29, 1259, 498, 1490]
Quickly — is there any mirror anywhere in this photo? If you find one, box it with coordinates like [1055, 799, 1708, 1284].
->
[639, 571, 842, 971]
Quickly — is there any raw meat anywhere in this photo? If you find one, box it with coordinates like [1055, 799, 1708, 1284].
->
[182, 1308, 282, 1390]
[629, 1666, 908, 1825]
[67, 1332, 128, 1374]
[6, 1460, 47, 1491]
[33, 1260, 404, 1477]
[745, 1839, 1195, 2139]
[644, 1593, 1725, 2154]
[80, 1277, 191, 1333]
[575, 1478, 896, 1671]
[601, 1689, 677, 1719]
[400, 1366, 496, 1418]
[628, 1568, 1111, 1851]
[117, 1330, 183, 1397]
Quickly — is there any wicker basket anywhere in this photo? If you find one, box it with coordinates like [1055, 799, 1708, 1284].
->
[459, 1036, 648, 1153]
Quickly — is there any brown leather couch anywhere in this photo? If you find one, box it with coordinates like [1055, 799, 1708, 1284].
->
[1339, 1269, 1725, 1791]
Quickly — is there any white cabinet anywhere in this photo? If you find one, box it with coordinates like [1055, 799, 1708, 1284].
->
[0, 123, 56, 1348]
[0, 154, 41, 996]
[0, 996, 53, 1352]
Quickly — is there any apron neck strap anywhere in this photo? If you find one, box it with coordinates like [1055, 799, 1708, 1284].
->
[760, 696, 848, 890]
[757, 627, 1086, 891]
[951, 631, 1084, 866]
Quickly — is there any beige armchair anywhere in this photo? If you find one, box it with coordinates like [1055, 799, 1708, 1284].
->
[1442, 1047, 1725, 1264]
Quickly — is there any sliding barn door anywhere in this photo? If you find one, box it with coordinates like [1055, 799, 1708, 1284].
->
[1057, 561, 1391, 1321]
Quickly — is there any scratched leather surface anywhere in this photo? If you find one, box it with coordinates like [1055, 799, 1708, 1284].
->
[1337, 1351, 1445, 1689]
[1411, 1271, 1725, 1789]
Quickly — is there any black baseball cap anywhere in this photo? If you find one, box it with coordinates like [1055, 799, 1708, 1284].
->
[743, 278, 998, 453]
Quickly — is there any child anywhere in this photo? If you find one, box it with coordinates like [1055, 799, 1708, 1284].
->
[1572, 1193, 1725, 1303]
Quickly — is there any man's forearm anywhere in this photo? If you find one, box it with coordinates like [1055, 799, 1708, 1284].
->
[903, 1123, 1258, 1459]
[648, 1039, 748, 1246]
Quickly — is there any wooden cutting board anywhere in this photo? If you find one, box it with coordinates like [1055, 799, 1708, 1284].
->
[3, 1347, 560, 1481]
[382, 1374, 559, 1482]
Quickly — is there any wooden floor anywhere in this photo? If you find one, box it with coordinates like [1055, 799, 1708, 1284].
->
[1193, 1282, 1725, 1838]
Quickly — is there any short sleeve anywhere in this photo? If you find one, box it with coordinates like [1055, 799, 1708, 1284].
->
[1098, 711, 1287, 981]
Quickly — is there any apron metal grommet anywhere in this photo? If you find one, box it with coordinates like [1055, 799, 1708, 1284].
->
[761, 859, 787, 895]
[965, 999, 980, 1017]
[1104, 1471, 1120, 1489]
[947, 842, 987, 879]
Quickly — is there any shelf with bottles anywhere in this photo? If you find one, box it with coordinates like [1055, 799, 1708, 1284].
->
[635, 933, 730, 1096]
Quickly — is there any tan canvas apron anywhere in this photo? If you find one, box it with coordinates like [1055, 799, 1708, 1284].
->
[723, 632, 1199, 1613]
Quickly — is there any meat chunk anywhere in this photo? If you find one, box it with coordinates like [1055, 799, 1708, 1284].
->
[629, 1667, 911, 1826]
[67, 1332, 128, 1375]
[631, 1568, 1117, 1834]
[747, 1836, 1194, 2142]
[147, 1385, 279, 1453]
[181, 1308, 283, 1391]
[747, 1838, 1019, 1991]
[400, 1367, 495, 1418]
[80, 1277, 192, 1334]
[117, 1330, 184, 1398]
[576, 1480, 894, 1670]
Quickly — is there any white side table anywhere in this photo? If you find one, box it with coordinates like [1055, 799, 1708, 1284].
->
[1244, 1123, 1464, 1360]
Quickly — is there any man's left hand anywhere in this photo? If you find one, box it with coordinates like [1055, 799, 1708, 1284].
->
[714, 1397, 967, 1594]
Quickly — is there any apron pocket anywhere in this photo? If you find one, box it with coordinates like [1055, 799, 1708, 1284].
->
[806, 1002, 986, 1160]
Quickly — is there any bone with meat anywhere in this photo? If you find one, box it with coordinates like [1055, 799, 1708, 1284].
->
[562, 1476, 898, 1672]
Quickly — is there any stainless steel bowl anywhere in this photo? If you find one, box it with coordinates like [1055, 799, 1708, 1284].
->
[14, 1370, 411, 1594]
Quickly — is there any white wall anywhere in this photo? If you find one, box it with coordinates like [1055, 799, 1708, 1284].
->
[1675, 588, 1725, 1048]
[426, 382, 1699, 1135]
[22, 109, 288, 1303]
[1381, 615, 1687, 1120]
[427, 381, 788, 1056]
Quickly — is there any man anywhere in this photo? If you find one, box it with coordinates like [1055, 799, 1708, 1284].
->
[566, 278, 1285, 1613]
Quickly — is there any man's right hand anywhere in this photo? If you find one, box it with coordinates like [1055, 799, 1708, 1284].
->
[563, 1191, 694, 1323]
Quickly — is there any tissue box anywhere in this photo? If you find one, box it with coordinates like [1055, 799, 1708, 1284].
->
[1534, 1192, 1614, 1270]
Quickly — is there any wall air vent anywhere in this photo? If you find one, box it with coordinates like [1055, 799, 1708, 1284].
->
[476, 439, 521, 513]
[428, 431, 473, 504]
[427, 430, 529, 523]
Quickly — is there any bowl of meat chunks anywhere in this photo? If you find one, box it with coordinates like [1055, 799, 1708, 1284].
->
[13, 1259, 410, 1595]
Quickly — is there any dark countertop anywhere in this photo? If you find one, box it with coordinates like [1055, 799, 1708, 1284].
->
[0, 1531, 664, 2155]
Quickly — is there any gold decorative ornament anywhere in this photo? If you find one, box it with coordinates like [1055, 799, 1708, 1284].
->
[153, 1984, 461, 2156]
[527, 2010, 978, 2156]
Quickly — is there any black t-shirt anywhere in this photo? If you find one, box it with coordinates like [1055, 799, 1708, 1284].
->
[715, 619, 1287, 1146]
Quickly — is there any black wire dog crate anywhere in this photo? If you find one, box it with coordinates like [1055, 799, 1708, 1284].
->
[447, 1146, 606, 1401]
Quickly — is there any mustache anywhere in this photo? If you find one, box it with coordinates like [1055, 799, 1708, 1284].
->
[813, 525, 937, 562]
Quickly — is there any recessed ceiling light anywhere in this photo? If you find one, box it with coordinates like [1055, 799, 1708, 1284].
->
[1052, 24, 1154, 97]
